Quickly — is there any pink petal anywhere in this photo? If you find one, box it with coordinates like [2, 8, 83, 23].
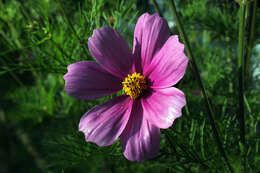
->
[64, 61, 122, 100]
[144, 35, 189, 88]
[79, 95, 132, 146]
[88, 26, 133, 79]
[120, 100, 161, 162]
[142, 87, 186, 129]
[133, 13, 170, 72]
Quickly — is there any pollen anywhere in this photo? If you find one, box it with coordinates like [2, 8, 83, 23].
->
[122, 72, 147, 99]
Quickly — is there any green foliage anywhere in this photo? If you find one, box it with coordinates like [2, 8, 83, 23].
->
[0, 0, 260, 172]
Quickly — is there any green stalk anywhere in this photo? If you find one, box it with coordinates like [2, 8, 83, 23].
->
[50, 39, 74, 63]
[238, 1, 247, 172]
[238, 0, 246, 146]
[245, 0, 257, 86]
[58, 0, 89, 56]
[152, 0, 163, 17]
[169, 0, 234, 172]
[152, 0, 174, 35]
[0, 57, 24, 86]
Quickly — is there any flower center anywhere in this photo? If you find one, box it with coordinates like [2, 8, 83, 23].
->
[122, 72, 147, 99]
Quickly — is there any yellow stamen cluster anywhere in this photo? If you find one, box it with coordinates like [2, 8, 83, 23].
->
[122, 72, 147, 99]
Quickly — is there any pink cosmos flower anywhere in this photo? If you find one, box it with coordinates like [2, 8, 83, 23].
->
[64, 13, 188, 162]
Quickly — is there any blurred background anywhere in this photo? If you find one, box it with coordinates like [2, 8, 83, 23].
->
[0, 0, 259, 172]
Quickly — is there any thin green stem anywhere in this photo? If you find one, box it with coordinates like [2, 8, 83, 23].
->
[0, 57, 24, 86]
[152, 0, 163, 17]
[50, 39, 74, 63]
[151, 0, 174, 35]
[165, 131, 210, 170]
[238, 2, 246, 143]
[169, 0, 234, 172]
[58, 0, 89, 56]
[245, 0, 257, 86]
[0, 41, 47, 57]
[238, 1, 247, 172]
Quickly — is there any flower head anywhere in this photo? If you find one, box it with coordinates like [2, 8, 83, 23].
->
[64, 13, 188, 162]
[122, 72, 147, 99]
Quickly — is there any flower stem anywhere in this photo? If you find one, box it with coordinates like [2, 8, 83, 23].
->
[245, 0, 257, 87]
[0, 57, 24, 86]
[238, 1, 246, 141]
[58, 0, 89, 56]
[152, 0, 163, 17]
[238, 1, 247, 172]
[169, 0, 234, 172]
